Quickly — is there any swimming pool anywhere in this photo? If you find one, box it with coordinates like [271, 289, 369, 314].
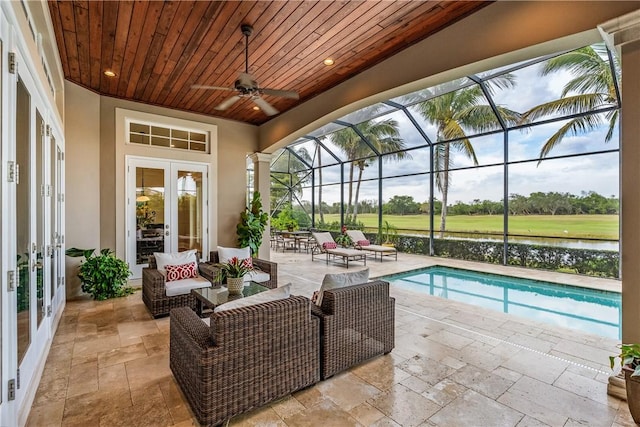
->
[382, 266, 621, 339]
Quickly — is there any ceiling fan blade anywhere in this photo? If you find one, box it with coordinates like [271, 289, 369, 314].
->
[252, 96, 279, 116]
[261, 88, 299, 99]
[215, 95, 241, 111]
[191, 84, 235, 91]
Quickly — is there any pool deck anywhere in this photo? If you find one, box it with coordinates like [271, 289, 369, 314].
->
[27, 250, 632, 426]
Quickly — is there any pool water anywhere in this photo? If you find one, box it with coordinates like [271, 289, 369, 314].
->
[382, 266, 621, 339]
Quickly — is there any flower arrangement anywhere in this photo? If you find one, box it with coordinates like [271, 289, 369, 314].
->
[335, 225, 353, 247]
[214, 256, 254, 280]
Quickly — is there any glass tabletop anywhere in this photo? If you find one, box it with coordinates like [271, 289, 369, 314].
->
[193, 282, 269, 308]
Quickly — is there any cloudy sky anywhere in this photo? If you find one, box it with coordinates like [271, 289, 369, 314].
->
[287, 50, 620, 205]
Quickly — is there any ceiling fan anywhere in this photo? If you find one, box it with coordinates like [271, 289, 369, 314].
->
[191, 24, 299, 116]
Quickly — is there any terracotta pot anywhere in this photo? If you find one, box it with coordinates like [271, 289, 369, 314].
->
[623, 365, 640, 425]
[226, 277, 244, 295]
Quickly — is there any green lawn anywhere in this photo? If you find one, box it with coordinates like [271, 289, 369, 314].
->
[319, 213, 618, 239]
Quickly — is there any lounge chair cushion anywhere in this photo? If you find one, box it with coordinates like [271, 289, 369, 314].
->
[165, 275, 210, 297]
[154, 249, 198, 275]
[214, 283, 291, 313]
[314, 268, 370, 306]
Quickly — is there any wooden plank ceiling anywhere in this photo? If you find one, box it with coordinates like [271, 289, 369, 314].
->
[48, 1, 490, 125]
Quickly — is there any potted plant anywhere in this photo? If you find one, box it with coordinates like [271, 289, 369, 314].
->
[610, 343, 640, 423]
[335, 225, 353, 247]
[237, 191, 269, 257]
[214, 256, 254, 295]
[66, 248, 133, 300]
[379, 220, 398, 247]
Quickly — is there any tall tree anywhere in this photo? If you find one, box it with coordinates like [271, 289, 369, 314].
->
[415, 78, 521, 236]
[522, 44, 620, 161]
[329, 118, 410, 223]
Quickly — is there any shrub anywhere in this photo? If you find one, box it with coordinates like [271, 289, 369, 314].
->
[66, 248, 133, 300]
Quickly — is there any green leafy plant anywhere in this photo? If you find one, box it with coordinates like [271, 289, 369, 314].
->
[271, 207, 299, 231]
[237, 191, 269, 256]
[379, 220, 398, 245]
[335, 225, 353, 247]
[214, 256, 254, 281]
[610, 344, 640, 377]
[66, 248, 133, 300]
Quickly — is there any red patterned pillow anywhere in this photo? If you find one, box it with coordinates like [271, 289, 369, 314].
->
[165, 262, 198, 282]
[322, 242, 337, 250]
[357, 240, 370, 246]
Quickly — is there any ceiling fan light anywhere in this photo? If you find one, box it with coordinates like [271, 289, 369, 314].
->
[104, 70, 116, 77]
[253, 106, 260, 111]
[136, 195, 150, 202]
[323, 58, 335, 66]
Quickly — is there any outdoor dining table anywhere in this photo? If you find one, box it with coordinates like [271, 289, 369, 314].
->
[278, 230, 311, 252]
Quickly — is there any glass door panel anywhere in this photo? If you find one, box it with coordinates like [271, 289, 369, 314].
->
[16, 78, 31, 363]
[136, 167, 166, 266]
[176, 170, 203, 254]
[35, 111, 45, 327]
[50, 136, 56, 299]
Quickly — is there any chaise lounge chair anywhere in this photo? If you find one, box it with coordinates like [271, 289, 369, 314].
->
[311, 232, 367, 268]
[346, 229, 398, 261]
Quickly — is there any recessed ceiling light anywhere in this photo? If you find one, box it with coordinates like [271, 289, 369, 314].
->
[104, 70, 116, 77]
[253, 106, 260, 111]
[323, 58, 335, 66]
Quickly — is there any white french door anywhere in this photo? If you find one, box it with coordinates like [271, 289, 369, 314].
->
[13, 53, 51, 405]
[127, 157, 209, 278]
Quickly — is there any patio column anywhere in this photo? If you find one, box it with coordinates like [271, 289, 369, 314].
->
[600, 10, 640, 344]
[250, 152, 272, 260]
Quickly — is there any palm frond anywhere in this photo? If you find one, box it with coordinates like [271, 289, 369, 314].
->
[538, 115, 604, 162]
[522, 93, 608, 122]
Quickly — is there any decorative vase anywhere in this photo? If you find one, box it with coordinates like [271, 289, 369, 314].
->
[226, 277, 244, 295]
[623, 365, 640, 424]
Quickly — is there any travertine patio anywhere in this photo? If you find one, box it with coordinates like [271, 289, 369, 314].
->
[27, 251, 634, 426]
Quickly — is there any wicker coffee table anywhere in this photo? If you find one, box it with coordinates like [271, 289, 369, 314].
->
[191, 282, 269, 316]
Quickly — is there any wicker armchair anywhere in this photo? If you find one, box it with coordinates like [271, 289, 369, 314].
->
[199, 250, 278, 289]
[311, 280, 395, 379]
[142, 255, 208, 318]
[170, 296, 320, 427]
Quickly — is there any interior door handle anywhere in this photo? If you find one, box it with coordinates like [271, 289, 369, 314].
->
[32, 260, 43, 271]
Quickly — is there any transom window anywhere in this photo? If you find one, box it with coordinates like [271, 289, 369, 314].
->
[128, 120, 209, 153]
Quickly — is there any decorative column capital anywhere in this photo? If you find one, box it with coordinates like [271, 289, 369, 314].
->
[249, 152, 272, 164]
[599, 9, 640, 50]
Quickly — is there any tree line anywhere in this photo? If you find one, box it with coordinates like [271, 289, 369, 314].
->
[312, 190, 618, 216]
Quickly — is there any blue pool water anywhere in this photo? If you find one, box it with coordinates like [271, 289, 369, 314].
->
[382, 266, 621, 339]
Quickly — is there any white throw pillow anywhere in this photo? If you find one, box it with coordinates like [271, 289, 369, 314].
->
[214, 283, 291, 313]
[217, 246, 251, 264]
[154, 249, 198, 275]
[315, 268, 369, 306]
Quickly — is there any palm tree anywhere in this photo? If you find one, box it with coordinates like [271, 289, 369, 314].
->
[414, 78, 521, 237]
[329, 118, 410, 223]
[522, 44, 619, 161]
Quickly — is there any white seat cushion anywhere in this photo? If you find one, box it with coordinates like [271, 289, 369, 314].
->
[217, 246, 251, 264]
[154, 249, 198, 275]
[315, 268, 369, 306]
[164, 275, 210, 297]
[214, 283, 291, 313]
[244, 270, 270, 283]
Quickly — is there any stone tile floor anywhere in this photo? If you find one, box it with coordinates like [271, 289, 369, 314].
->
[27, 251, 635, 426]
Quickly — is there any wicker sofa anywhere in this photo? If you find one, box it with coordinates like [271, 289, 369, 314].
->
[311, 280, 395, 379]
[170, 296, 320, 427]
[142, 254, 209, 318]
[199, 250, 278, 289]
